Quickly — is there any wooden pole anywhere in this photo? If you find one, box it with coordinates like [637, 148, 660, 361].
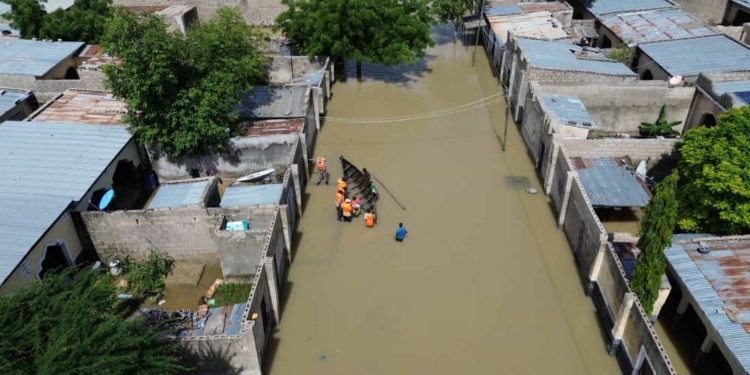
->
[471, 0, 486, 67]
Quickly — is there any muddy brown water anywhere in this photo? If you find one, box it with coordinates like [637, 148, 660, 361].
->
[266, 25, 623, 375]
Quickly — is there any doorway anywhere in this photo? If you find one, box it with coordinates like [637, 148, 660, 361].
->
[38, 242, 72, 280]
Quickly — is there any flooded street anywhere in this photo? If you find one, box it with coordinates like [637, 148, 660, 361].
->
[265, 25, 620, 375]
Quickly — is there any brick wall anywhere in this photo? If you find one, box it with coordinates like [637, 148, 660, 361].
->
[527, 68, 639, 85]
[561, 178, 607, 277]
[0, 71, 106, 104]
[112, 0, 287, 26]
[549, 143, 573, 214]
[561, 138, 680, 168]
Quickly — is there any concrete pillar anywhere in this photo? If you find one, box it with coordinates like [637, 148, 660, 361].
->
[278, 206, 292, 264]
[650, 275, 672, 323]
[299, 134, 309, 181]
[608, 292, 635, 355]
[558, 171, 576, 227]
[325, 71, 331, 98]
[291, 164, 302, 217]
[330, 63, 335, 83]
[669, 295, 691, 331]
[263, 260, 280, 324]
[586, 239, 607, 296]
[691, 336, 713, 369]
[544, 142, 560, 194]
[312, 88, 321, 131]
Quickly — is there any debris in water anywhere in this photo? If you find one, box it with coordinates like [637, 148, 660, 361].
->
[526, 188, 538, 194]
[320, 354, 328, 360]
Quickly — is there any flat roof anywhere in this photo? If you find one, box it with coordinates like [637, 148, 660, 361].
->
[639, 35, 750, 77]
[573, 157, 651, 207]
[600, 9, 715, 46]
[665, 237, 750, 373]
[583, 0, 676, 17]
[488, 11, 570, 44]
[0, 121, 133, 283]
[0, 89, 31, 119]
[0, 39, 85, 76]
[517, 38, 636, 76]
[221, 184, 284, 207]
[237, 86, 309, 119]
[29, 90, 127, 125]
[540, 94, 597, 129]
[147, 180, 209, 209]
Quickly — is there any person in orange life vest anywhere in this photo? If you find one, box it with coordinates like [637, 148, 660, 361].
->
[364, 209, 376, 227]
[352, 196, 361, 216]
[310, 157, 329, 185]
[337, 176, 348, 193]
[341, 199, 353, 222]
[335, 190, 345, 221]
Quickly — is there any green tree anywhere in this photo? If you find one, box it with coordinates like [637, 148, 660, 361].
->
[675, 106, 750, 234]
[0, 269, 188, 375]
[639, 104, 682, 137]
[431, 0, 475, 41]
[275, 0, 435, 77]
[3, 0, 112, 43]
[630, 171, 679, 316]
[102, 7, 266, 157]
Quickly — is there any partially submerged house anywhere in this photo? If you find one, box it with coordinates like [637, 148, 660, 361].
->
[636, 35, 750, 81]
[684, 72, 750, 131]
[597, 9, 715, 48]
[0, 121, 142, 294]
[501, 34, 637, 121]
[265, 55, 333, 114]
[0, 89, 38, 122]
[572, 0, 677, 20]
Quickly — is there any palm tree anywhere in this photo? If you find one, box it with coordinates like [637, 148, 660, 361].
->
[639, 105, 681, 137]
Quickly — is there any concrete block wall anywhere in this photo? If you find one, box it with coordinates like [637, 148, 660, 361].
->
[671, 0, 728, 25]
[624, 293, 676, 375]
[112, 0, 287, 26]
[547, 143, 573, 213]
[561, 179, 607, 275]
[527, 68, 639, 85]
[561, 138, 680, 168]
[0, 72, 106, 104]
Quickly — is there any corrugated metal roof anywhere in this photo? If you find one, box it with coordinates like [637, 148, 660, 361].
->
[42, 0, 74, 12]
[484, 5, 523, 16]
[147, 180, 208, 209]
[155, 4, 195, 17]
[221, 184, 283, 207]
[584, 0, 676, 17]
[29, 90, 127, 125]
[714, 80, 750, 96]
[517, 38, 636, 75]
[665, 238, 750, 373]
[639, 35, 750, 77]
[0, 39, 85, 76]
[600, 9, 715, 46]
[577, 165, 651, 207]
[519, 1, 569, 13]
[540, 94, 597, 129]
[237, 86, 309, 119]
[238, 118, 304, 137]
[488, 11, 570, 44]
[0, 89, 30, 118]
[0, 121, 133, 283]
[732, 0, 750, 9]
[0, 23, 20, 37]
[0, 3, 9, 15]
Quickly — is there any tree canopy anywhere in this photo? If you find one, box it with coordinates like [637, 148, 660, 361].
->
[3, 0, 112, 43]
[102, 7, 266, 157]
[0, 269, 187, 375]
[675, 106, 750, 234]
[275, 0, 434, 75]
[431, 0, 474, 30]
[630, 171, 679, 316]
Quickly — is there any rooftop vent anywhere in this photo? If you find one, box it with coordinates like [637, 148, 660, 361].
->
[697, 245, 711, 255]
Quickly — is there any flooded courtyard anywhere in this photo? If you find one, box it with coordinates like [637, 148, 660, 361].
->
[264, 25, 622, 375]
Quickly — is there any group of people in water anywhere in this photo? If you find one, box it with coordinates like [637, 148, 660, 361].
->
[312, 156, 407, 241]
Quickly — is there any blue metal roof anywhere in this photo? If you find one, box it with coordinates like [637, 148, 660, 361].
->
[540, 94, 597, 129]
[0, 0, 72, 14]
[577, 165, 651, 207]
[484, 5, 523, 16]
[600, 9, 715, 46]
[665, 239, 750, 373]
[0, 39, 85, 76]
[732, 0, 750, 9]
[221, 184, 283, 207]
[148, 180, 209, 209]
[517, 38, 636, 76]
[584, 0, 676, 17]
[712, 81, 750, 107]
[0, 23, 20, 37]
[639, 35, 750, 77]
[237, 86, 309, 119]
[0, 89, 30, 118]
[0, 121, 133, 283]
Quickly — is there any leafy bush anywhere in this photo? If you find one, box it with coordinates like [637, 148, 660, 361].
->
[213, 283, 252, 306]
[120, 250, 175, 296]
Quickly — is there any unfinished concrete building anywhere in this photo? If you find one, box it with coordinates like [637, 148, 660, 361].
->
[683, 71, 750, 131]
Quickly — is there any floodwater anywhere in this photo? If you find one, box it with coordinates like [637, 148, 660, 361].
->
[597, 207, 644, 235]
[142, 264, 224, 311]
[265, 25, 621, 375]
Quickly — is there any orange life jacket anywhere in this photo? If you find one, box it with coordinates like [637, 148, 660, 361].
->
[337, 178, 347, 191]
[365, 213, 374, 227]
[341, 202, 352, 216]
[335, 192, 344, 206]
[317, 157, 326, 171]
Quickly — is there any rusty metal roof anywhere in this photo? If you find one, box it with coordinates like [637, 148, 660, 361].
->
[488, 11, 570, 43]
[665, 237, 750, 373]
[600, 9, 715, 47]
[238, 118, 304, 138]
[28, 90, 127, 125]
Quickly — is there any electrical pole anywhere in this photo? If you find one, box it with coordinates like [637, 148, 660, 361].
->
[471, 0, 486, 67]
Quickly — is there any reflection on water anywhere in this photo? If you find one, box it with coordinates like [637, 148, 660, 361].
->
[266, 24, 622, 375]
[596, 207, 644, 235]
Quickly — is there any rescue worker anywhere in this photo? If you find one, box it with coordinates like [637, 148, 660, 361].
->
[310, 157, 329, 185]
[341, 199, 353, 222]
[364, 209, 376, 228]
[335, 189, 345, 221]
[337, 176, 348, 193]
